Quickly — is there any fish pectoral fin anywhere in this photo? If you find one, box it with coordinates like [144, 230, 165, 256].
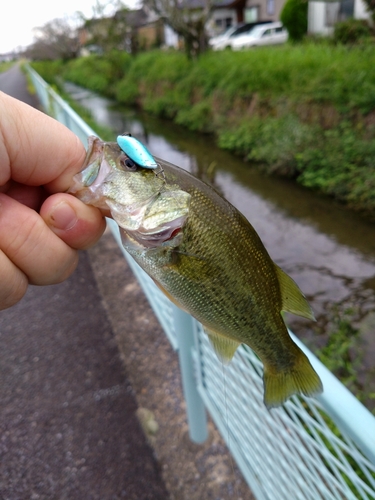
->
[204, 327, 241, 364]
[173, 250, 206, 262]
[275, 265, 315, 321]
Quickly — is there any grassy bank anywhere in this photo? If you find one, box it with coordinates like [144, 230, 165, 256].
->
[32, 45, 375, 218]
[0, 61, 15, 73]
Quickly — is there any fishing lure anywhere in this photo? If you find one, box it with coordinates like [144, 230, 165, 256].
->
[117, 133, 158, 170]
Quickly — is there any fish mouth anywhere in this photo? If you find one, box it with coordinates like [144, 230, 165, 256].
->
[107, 188, 191, 249]
[68, 136, 110, 205]
[131, 215, 187, 248]
[69, 136, 191, 249]
[79, 137, 110, 188]
[120, 214, 187, 250]
[69, 136, 159, 211]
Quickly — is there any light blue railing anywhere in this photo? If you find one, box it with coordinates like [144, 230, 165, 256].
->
[27, 65, 375, 500]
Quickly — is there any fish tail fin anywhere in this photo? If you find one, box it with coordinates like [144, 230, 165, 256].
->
[263, 349, 323, 410]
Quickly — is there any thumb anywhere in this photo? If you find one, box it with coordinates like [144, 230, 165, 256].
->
[40, 193, 106, 250]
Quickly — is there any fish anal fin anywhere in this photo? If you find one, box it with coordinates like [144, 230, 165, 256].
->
[263, 349, 323, 409]
[204, 327, 241, 364]
[275, 265, 315, 321]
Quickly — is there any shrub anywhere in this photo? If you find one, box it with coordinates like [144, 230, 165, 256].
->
[218, 115, 315, 175]
[295, 123, 375, 213]
[63, 50, 132, 96]
[30, 60, 65, 84]
[280, 0, 308, 41]
[333, 19, 373, 44]
[176, 101, 214, 132]
[30, 46, 375, 218]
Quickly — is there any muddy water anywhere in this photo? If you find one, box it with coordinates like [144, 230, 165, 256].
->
[64, 82, 375, 407]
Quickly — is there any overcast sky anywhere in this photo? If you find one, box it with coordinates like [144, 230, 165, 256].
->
[0, 0, 138, 54]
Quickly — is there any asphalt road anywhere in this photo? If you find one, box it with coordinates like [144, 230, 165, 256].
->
[0, 64, 169, 500]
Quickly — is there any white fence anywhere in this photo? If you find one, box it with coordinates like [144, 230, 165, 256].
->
[27, 65, 375, 500]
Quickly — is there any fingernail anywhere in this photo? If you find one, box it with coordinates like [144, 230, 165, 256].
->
[49, 202, 78, 231]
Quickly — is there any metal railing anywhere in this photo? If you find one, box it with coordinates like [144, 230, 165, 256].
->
[27, 65, 375, 500]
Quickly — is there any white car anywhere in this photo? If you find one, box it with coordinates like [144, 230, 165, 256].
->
[209, 22, 272, 51]
[231, 22, 288, 50]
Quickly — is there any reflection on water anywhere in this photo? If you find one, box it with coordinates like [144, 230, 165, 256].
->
[64, 82, 375, 405]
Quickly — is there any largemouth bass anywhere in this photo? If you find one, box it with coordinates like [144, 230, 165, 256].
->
[69, 136, 323, 409]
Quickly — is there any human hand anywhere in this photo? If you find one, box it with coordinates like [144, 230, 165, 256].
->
[0, 92, 106, 310]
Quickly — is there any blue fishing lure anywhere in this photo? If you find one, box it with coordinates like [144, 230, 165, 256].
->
[117, 134, 157, 169]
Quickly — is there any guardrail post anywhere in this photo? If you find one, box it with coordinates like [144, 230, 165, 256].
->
[173, 305, 208, 443]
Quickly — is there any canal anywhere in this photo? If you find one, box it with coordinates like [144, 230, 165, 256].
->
[64, 82, 375, 410]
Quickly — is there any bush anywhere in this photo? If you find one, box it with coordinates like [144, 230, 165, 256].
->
[115, 51, 192, 113]
[176, 101, 214, 132]
[31, 46, 375, 218]
[333, 19, 373, 44]
[280, 0, 308, 41]
[218, 115, 315, 175]
[30, 60, 65, 84]
[295, 123, 375, 213]
[63, 50, 132, 96]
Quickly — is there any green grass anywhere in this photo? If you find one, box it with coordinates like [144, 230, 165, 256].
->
[29, 61, 113, 141]
[63, 50, 132, 97]
[0, 61, 15, 73]
[114, 45, 375, 113]
[31, 43, 375, 218]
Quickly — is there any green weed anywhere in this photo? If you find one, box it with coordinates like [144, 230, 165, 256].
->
[31, 44, 375, 218]
[0, 61, 15, 73]
[316, 307, 361, 389]
[63, 50, 132, 97]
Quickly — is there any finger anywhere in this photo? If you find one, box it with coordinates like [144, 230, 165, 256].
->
[0, 92, 86, 191]
[0, 250, 28, 310]
[2, 181, 46, 210]
[40, 193, 106, 250]
[0, 193, 78, 285]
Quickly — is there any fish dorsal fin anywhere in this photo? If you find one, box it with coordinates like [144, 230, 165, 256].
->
[275, 265, 315, 321]
[204, 327, 241, 364]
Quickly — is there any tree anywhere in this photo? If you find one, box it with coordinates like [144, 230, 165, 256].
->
[25, 16, 81, 60]
[280, 0, 308, 42]
[362, 0, 375, 22]
[144, 0, 214, 59]
[78, 0, 131, 53]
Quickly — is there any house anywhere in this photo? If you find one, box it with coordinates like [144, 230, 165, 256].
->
[206, 0, 284, 36]
[124, 7, 165, 51]
[308, 0, 370, 35]
[79, 6, 166, 54]
[79, 0, 285, 54]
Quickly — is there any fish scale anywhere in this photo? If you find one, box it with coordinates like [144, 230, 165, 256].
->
[69, 136, 323, 409]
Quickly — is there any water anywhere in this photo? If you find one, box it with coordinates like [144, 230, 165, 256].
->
[64, 82, 375, 407]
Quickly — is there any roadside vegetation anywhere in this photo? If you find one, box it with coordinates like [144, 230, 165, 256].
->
[31, 38, 375, 219]
[30, 33, 375, 412]
[0, 61, 14, 73]
[315, 306, 375, 411]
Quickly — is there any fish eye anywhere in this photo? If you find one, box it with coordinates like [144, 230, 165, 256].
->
[119, 155, 138, 172]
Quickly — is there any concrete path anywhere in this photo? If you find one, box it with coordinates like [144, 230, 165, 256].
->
[0, 64, 169, 500]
